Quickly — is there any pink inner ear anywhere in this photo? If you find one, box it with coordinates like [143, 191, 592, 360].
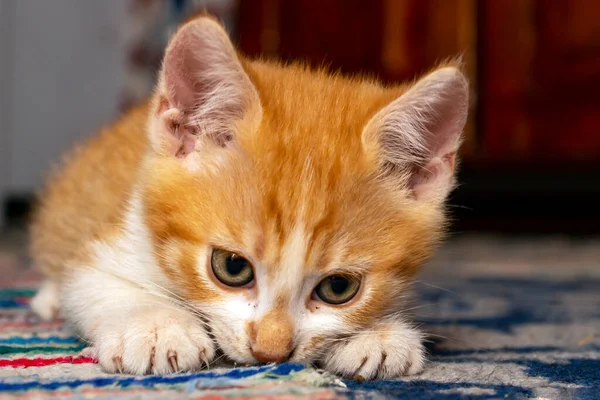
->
[156, 97, 170, 116]
[163, 33, 204, 110]
[175, 132, 197, 159]
[408, 95, 465, 200]
[409, 152, 457, 201]
[153, 18, 260, 159]
[162, 19, 250, 118]
[370, 67, 468, 201]
[444, 151, 457, 172]
[155, 107, 197, 158]
[425, 103, 465, 160]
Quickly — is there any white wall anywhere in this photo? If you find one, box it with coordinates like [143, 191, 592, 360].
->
[0, 0, 15, 226]
[0, 0, 127, 225]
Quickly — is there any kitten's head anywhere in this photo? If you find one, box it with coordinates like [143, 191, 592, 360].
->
[140, 17, 468, 364]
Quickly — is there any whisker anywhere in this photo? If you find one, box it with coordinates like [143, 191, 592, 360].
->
[413, 280, 460, 297]
[446, 203, 473, 211]
[86, 264, 212, 324]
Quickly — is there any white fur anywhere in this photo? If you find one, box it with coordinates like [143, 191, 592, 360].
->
[201, 295, 256, 363]
[267, 224, 308, 303]
[60, 194, 214, 374]
[30, 280, 60, 321]
[322, 318, 425, 379]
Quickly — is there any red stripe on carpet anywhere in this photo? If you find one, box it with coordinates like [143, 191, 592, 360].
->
[12, 297, 31, 305]
[0, 356, 97, 368]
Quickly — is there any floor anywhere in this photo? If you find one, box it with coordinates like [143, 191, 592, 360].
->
[1, 229, 599, 399]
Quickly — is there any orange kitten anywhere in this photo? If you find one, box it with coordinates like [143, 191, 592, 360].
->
[29, 16, 468, 379]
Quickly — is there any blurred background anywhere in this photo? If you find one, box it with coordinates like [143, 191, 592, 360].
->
[1, 0, 599, 235]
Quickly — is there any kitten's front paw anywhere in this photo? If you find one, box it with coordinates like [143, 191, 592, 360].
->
[323, 322, 424, 380]
[93, 308, 214, 375]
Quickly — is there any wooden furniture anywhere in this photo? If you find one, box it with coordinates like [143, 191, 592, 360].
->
[236, 0, 600, 169]
[479, 0, 600, 167]
[236, 0, 600, 233]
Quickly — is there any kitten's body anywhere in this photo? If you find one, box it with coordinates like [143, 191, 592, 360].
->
[30, 17, 468, 379]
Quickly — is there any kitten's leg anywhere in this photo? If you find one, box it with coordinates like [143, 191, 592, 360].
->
[322, 319, 425, 380]
[31, 280, 61, 320]
[62, 267, 215, 375]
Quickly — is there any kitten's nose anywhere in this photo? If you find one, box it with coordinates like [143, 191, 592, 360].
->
[250, 347, 292, 363]
[249, 310, 294, 363]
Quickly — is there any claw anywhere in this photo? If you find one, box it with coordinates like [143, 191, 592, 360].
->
[374, 352, 387, 380]
[147, 346, 156, 374]
[167, 350, 179, 372]
[199, 349, 209, 370]
[112, 356, 123, 374]
[352, 356, 368, 378]
[403, 359, 413, 375]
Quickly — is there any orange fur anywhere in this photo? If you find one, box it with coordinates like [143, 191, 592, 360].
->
[30, 16, 467, 378]
[30, 103, 150, 280]
[141, 59, 447, 319]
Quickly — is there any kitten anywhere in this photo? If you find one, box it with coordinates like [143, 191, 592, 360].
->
[29, 16, 468, 379]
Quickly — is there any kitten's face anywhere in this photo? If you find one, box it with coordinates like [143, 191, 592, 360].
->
[141, 125, 440, 364]
[141, 17, 467, 366]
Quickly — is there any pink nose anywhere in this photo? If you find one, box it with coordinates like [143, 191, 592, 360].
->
[248, 310, 294, 363]
[251, 347, 292, 363]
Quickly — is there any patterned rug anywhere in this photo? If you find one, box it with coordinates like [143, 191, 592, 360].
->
[1, 232, 599, 399]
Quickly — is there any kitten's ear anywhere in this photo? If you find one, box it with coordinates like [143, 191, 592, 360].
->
[150, 17, 260, 161]
[362, 67, 469, 202]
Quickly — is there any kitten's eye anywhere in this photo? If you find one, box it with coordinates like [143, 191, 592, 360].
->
[211, 248, 254, 287]
[314, 275, 361, 305]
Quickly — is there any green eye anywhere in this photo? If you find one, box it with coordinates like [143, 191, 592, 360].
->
[315, 275, 361, 305]
[211, 249, 254, 287]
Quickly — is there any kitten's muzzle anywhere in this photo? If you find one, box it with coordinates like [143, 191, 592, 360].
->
[248, 310, 294, 363]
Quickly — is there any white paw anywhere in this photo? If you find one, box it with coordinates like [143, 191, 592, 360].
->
[31, 280, 61, 320]
[322, 322, 425, 380]
[93, 308, 215, 375]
